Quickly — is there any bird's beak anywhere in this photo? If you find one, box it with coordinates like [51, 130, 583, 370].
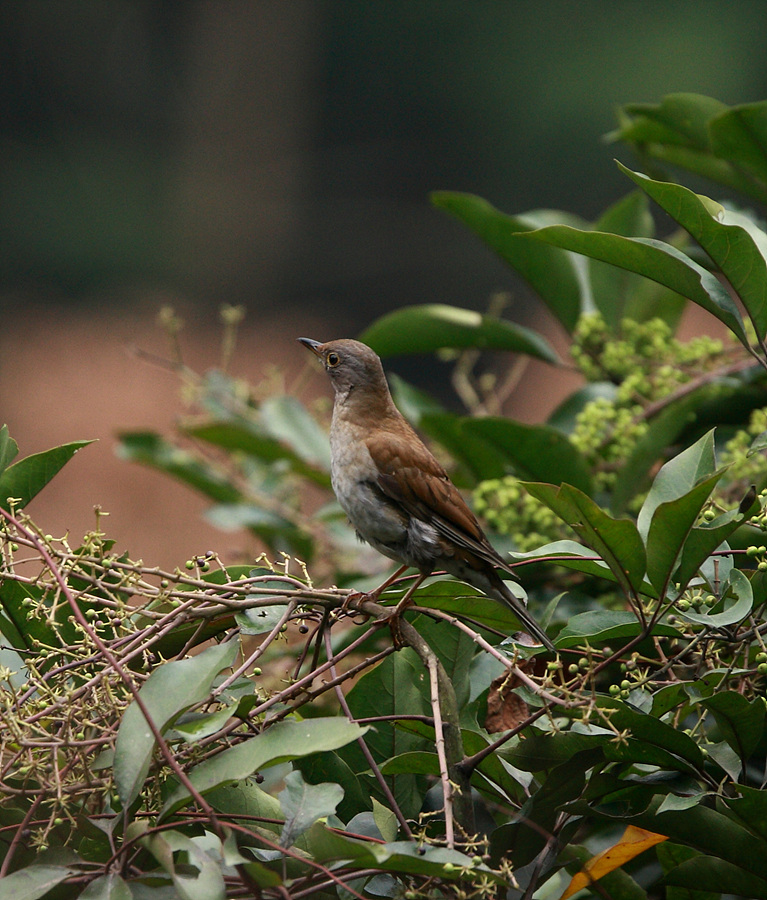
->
[297, 337, 323, 358]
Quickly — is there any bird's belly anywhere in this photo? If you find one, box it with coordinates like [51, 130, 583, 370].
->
[331, 461, 440, 570]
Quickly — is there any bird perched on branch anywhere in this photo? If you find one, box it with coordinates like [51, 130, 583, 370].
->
[298, 337, 554, 651]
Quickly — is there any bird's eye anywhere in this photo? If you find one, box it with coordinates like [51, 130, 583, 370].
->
[326, 352, 340, 367]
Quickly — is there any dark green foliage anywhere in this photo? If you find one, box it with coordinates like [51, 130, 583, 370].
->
[4, 93, 767, 898]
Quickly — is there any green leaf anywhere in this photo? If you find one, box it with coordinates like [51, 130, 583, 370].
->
[645, 474, 723, 594]
[611, 387, 723, 515]
[234, 600, 286, 636]
[749, 428, 767, 457]
[205, 503, 313, 558]
[673, 504, 749, 591]
[664, 856, 767, 900]
[637, 430, 717, 542]
[359, 303, 560, 364]
[613, 93, 728, 150]
[0, 440, 93, 511]
[556, 610, 678, 647]
[620, 164, 767, 337]
[699, 691, 765, 765]
[589, 190, 685, 331]
[161, 718, 367, 820]
[79, 873, 133, 900]
[388, 373, 447, 425]
[185, 420, 330, 486]
[114, 640, 239, 808]
[0, 866, 72, 900]
[511, 540, 657, 593]
[345, 649, 431, 820]
[678, 567, 753, 627]
[611, 93, 766, 202]
[523, 482, 647, 597]
[709, 101, 767, 188]
[726, 785, 767, 843]
[515, 224, 751, 350]
[0, 425, 19, 476]
[172, 704, 238, 742]
[259, 395, 332, 471]
[116, 431, 242, 504]
[597, 698, 705, 770]
[461, 418, 593, 495]
[431, 191, 588, 332]
[278, 770, 343, 848]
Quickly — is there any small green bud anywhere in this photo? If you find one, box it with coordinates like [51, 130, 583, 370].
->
[758, 663, 767, 675]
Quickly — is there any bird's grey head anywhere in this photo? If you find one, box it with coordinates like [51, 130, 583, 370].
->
[298, 337, 389, 401]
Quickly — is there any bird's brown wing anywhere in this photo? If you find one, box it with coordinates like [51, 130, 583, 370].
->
[366, 429, 515, 576]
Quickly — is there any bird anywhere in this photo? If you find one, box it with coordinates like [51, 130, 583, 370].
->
[298, 337, 554, 651]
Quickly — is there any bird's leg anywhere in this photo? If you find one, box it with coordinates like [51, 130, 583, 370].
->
[387, 573, 428, 648]
[371, 564, 409, 599]
[341, 564, 409, 615]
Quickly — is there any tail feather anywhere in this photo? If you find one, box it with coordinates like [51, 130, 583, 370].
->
[494, 581, 555, 652]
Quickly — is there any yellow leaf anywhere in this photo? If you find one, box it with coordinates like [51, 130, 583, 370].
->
[561, 825, 668, 899]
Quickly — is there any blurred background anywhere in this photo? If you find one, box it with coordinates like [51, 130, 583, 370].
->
[3, 1, 767, 566]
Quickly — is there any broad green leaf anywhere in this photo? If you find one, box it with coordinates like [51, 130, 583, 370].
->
[185, 420, 330, 486]
[611, 388, 724, 515]
[749, 428, 767, 457]
[665, 856, 767, 900]
[597, 698, 705, 769]
[260, 395, 332, 471]
[524, 483, 647, 597]
[726, 785, 767, 843]
[0, 425, 18, 476]
[360, 303, 560, 364]
[637, 430, 717, 541]
[388, 373, 447, 425]
[511, 540, 658, 594]
[402, 579, 536, 633]
[307, 823, 500, 882]
[556, 610, 678, 647]
[645, 474, 723, 594]
[710, 101, 767, 187]
[673, 503, 749, 592]
[620, 164, 767, 337]
[413, 614, 475, 709]
[172, 704, 238, 742]
[142, 831, 225, 900]
[234, 599, 287, 635]
[589, 190, 686, 331]
[0, 866, 72, 900]
[631, 802, 767, 880]
[294, 750, 370, 824]
[612, 94, 728, 150]
[611, 93, 765, 201]
[431, 191, 588, 332]
[161, 718, 367, 820]
[114, 640, 238, 808]
[515, 225, 751, 349]
[0, 440, 93, 511]
[79, 874, 133, 900]
[116, 431, 241, 504]
[678, 567, 753, 627]
[205, 503, 313, 557]
[699, 692, 765, 766]
[461, 417, 593, 495]
[278, 770, 343, 848]
[345, 649, 431, 820]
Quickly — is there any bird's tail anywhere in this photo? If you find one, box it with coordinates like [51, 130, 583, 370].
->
[494, 581, 555, 652]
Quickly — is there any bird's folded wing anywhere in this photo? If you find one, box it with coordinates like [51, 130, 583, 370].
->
[366, 431, 514, 575]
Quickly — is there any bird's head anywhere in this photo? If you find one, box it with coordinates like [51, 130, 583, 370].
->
[298, 338, 390, 403]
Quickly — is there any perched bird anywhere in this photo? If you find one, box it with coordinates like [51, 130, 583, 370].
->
[298, 337, 554, 651]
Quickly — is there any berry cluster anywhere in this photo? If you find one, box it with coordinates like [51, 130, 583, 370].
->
[474, 312, 749, 547]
